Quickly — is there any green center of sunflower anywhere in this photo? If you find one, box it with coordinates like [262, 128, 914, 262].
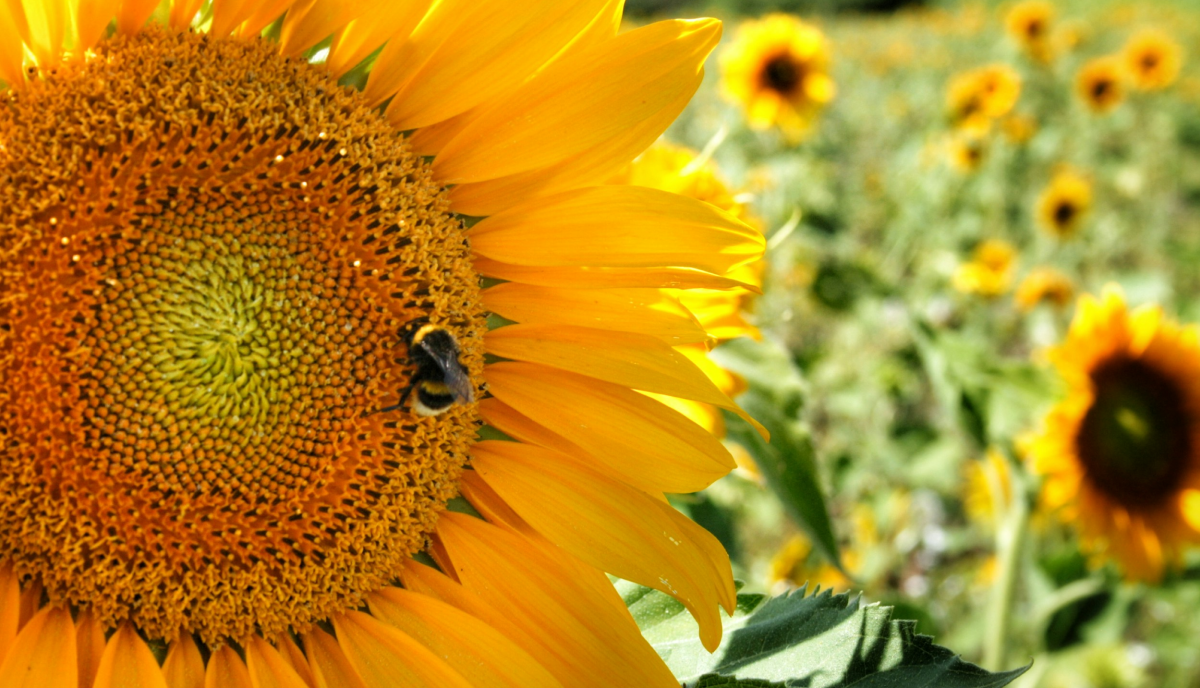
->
[1077, 358, 1192, 508]
[762, 54, 802, 94]
[0, 28, 484, 644]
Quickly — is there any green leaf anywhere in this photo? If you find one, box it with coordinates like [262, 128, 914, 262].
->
[619, 581, 1029, 688]
[713, 337, 841, 571]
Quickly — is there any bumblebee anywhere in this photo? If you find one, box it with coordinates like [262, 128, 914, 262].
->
[380, 322, 475, 416]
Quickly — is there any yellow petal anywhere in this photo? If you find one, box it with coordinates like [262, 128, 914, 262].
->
[367, 587, 563, 688]
[0, 606, 76, 688]
[272, 635, 318, 688]
[434, 19, 718, 185]
[208, 0, 259, 36]
[469, 186, 762, 275]
[17, 579, 41, 630]
[475, 258, 756, 292]
[234, 0, 294, 38]
[162, 633, 205, 688]
[472, 440, 735, 650]
[485, 362, 734, 493]
[245, 636, 311, 688]
[207, 646, 253, 688]
[326, 0, 430, 77]
[18, 0, 66, 66]
[74, 0, 121, 55]
[384, 0, 611, 130]
[435, 513, 679, 688]
[0, 565, 19, 667]
[483, 283, 709, 346]
[93, 622, 168, 688]
[168, 0, 204, 29]
[75, 611, 106, 688]
[485, 323, 765, 437]
[279, 0, 366, 57]
[302, 629, 369, 688]
[116, 0, 159, 35]
[331, 611, 473, 688]
[479, 398, 594, 462]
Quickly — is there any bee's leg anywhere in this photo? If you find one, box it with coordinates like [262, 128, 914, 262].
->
[376, 380, 417, 415]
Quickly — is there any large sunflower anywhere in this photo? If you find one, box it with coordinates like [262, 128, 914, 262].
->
[1029, 289, 1200, 581]
[1076, 56, 1125, 113]
[1122, 28, 1183, 92]
[0, 2, 767, 686]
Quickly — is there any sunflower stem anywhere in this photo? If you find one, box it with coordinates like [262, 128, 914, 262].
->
[983, 456, 1029, 671]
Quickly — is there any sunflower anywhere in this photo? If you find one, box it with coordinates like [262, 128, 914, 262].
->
[1028, 288, 1200, 581]
[1037, 168, 1092, 239]
[952, 239, 1017, 297]
[1005, 1, 1056, 64]
[719, 14, 836, 143]
[946, 64, 1022, 131]
[1015, 267, 1075, 310]
[0, 2, 767, 686]
[946, 128, 990, 172]
[1122, 29, 1183, 91]
[1076, 56, 1125, 113]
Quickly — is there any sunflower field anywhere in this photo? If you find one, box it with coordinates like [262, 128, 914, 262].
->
[628, 0, 1200, 685]
[0, 1, 1198, 687]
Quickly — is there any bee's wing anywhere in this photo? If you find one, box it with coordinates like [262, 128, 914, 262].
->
[422, 345, 476, 403]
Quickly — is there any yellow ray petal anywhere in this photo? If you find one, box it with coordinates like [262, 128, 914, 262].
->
[208, 0, 258, 36]
[435, 513, 679, 688]
[246, 636, 311, 688]
[469, 186, 762, 275]
[168, 0, 203, 29]
[74, 0, 121, 55]
[302, 628, 369, 688]
[75, 611, 106, 688]
[273, 635, 318, 688]
[0, 607, 76, 688]
[0, 565, 18, 667]
[162, 633, 204, 688]
[326, 0, 430, 77]
[331, 611, 473, 688]
[479, 398, 595, 461]
[17, 579, 41, 630]
[474, 258, 757, 292]
[471, 440, 734, 650]
[279, 0, 366, 58]
[116, 0, 159, 35]
[485, 324, 766, 438]
[458, 468, 536, 532]
[367, 587, 563, 688]
[383, 0, 611, 130]
[485, 362, 734, 493]
[207, 645, 253, 688]
[93, 622, 168, 688]
[433, 19, 718, 184]
[0, 4, 25, 85]
[19, 0, 66, 67]
[483, 283, 709, 346]
[235, 0, 294, 38]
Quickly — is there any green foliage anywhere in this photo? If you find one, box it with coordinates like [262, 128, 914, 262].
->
[620, 581, 1028, 687]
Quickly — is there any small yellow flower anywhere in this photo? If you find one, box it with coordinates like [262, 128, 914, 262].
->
[1076, 56, 1125, 113]
[964, 449, 1014, 529]
[953, 239, 1017, 297]
[1028, 288, 1200, 581]
[946, 64, 1022, 129]
[1005, 1, 1056, 63]
[1123, 29, 1183, 91]
[947, 128, 989, 172]
[1016, 267, 1075, 310]
[1037, 168, 1092, 239]
[720, 14, 836, 142]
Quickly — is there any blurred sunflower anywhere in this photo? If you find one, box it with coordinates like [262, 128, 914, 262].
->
[1037, 168, 1093, 239]
[947, 128, 989, 172]
[1028, 288, 1200, 581]
[720, 13, 836, 143]
[0, 2, 767, 686]
[1016, 267, 1075, 311]
[946, 64, 1022, 130]
[1076, 56, 1125, 113]
[612, 140, 763, 456]
[1122, 29, 1183, 91]
[1005, 1, 1055, 63]
[952, 239, 1017, 297]
[1001, 112, 1038, 144]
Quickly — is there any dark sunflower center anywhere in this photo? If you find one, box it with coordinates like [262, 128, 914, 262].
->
[762, 54, 802, 94]
[1054, 201, 1077, 227]
[1141, 53, 1160, 71]
[1076, 358, 1192, 508]
[1092, 79, 1113, 100]
[1025, 19, 1045, 38]
[0, 27, 484, 645]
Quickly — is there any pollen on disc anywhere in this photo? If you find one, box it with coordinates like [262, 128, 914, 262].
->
[0, 28, 485, 644]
